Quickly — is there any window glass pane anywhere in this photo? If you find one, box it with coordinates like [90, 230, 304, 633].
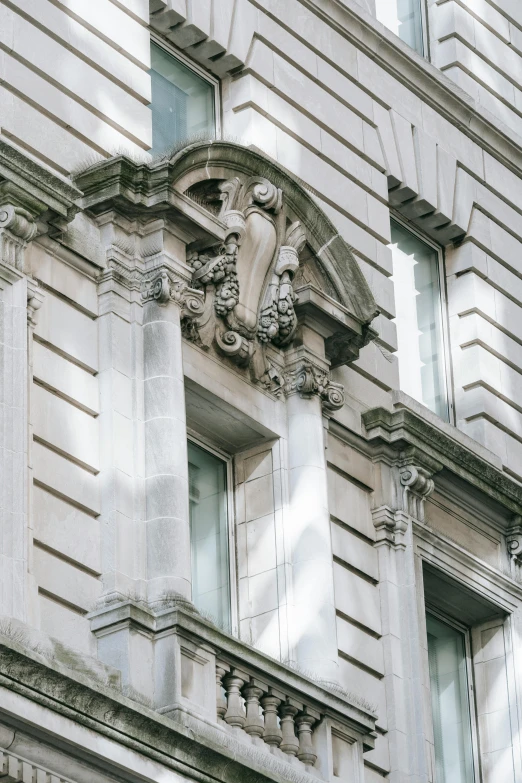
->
[426, 614, 475, 783]
[390, 220, 449, 420]
[150, 43, 215, 156]
[188, 441, 231, 632]
[375, 0, 425, 55]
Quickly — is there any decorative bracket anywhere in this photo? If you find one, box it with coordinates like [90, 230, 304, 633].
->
[507, 516, 522, 568]
[399, 464, 435, 522]
[0, 204, 38, 272]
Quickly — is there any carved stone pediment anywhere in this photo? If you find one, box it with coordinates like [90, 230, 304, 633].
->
[75, 141, 380, 400]
[184, 178, 308, 369]
[175, 147, 379, 384]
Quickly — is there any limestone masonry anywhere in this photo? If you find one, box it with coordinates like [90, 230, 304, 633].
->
[1, 1, 522, 782]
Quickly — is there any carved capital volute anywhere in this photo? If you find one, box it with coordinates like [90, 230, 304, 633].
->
[0, 203, 38, 272]
[399, 464, 435, 522]
[284, 360, 345, 414]
[507, 516, 522, 568]
[141, 269, 205, 320]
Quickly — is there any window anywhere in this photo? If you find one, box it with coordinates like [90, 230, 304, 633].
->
[188, 440, 232, 632]
[426, 613, 476, 783]
[375, 0, 426, 56]
[150, 42, 216, 156]
[390, 219, 450, 420]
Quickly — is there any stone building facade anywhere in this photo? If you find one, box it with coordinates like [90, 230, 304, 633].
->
[1, 1, 522, 782]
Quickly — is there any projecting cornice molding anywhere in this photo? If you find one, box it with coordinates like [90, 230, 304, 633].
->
[0, 137, 81, 237]
[0, 610, 376, 783]
[362, 404, 522, 516]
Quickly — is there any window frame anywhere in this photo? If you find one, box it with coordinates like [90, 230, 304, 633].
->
[187, 430, 238, 637]
[389, 212, 455, 423]
[149, 32, 222, 149]
[424, 604, 481, 783]
[375, 0, 429, 58]
[420, 0, 430, 60]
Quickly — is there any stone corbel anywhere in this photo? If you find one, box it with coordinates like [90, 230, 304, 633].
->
[0, 204, 38, 272]
[284, 359, 345, 414]
[399, 464, 435, 522]
[506, 517, 522, 568]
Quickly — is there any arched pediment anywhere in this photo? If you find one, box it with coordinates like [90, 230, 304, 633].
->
[75, 140, 379, 391]
[167, 141, 378, 331]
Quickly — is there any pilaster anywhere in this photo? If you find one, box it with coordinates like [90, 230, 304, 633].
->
[370, 451, 441, 783]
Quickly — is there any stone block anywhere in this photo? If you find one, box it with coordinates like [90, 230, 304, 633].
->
[331, 521, 379, 582]
[33, 485, 101, 575]
[328, 467, 374, 540]
[39, 591, 95, 656]
[33, 441, 100, 516]
[55, 0, 150, 64]
[245, 514, 277, 577]
[35, 292, 98, 372]
[333, 562, 381, 635]
[33, 342, 98, 415]
[247, 569, 279, 616]
[336, 614, 384, 677]
[34, 546, 101, 613]
[32, 384, 99, 472]
[245, 473, 274, 521]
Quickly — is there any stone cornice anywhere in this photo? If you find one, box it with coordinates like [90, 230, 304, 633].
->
[292, 0, 522, 178]
[0, 137, 81, 233]
[74, 156, 227, 246]
[0, 612, 374, 783]
[362, 405, 522, 515]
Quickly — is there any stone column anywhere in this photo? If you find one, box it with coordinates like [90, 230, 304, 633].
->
[284, 353, 345, 681]
[141, 269, 204, 604]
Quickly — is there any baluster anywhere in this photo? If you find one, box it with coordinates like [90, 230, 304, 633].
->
[295, 712, 317, 766]
[216, 663, 228, 721]
[223, 672, 246, 728]
[242, 682, 264, 738]
[260, 692, 282, 748]
[279, 702, 299, 757]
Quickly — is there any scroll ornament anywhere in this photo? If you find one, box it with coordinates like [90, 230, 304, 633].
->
[141, 270, 205, 321]
[285, 361, 345, 411]
[0, 203, 38, 271]
[399, 465, 435, 521]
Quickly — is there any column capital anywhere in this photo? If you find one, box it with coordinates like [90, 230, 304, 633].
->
[283, 357, 345, 413]
[141, 268, 205, 319]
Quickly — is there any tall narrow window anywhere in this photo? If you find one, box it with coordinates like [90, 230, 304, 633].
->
[150, 42, 216, 156]
[390, 220, 449, 420]
[188, 441, 232, 632]
[426, 614, 475, 783]
[375, 0, 426, 56]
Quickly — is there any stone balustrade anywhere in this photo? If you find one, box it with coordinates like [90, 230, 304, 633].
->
[90, 600, 377, 782]
[216, 660, 320, 770]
